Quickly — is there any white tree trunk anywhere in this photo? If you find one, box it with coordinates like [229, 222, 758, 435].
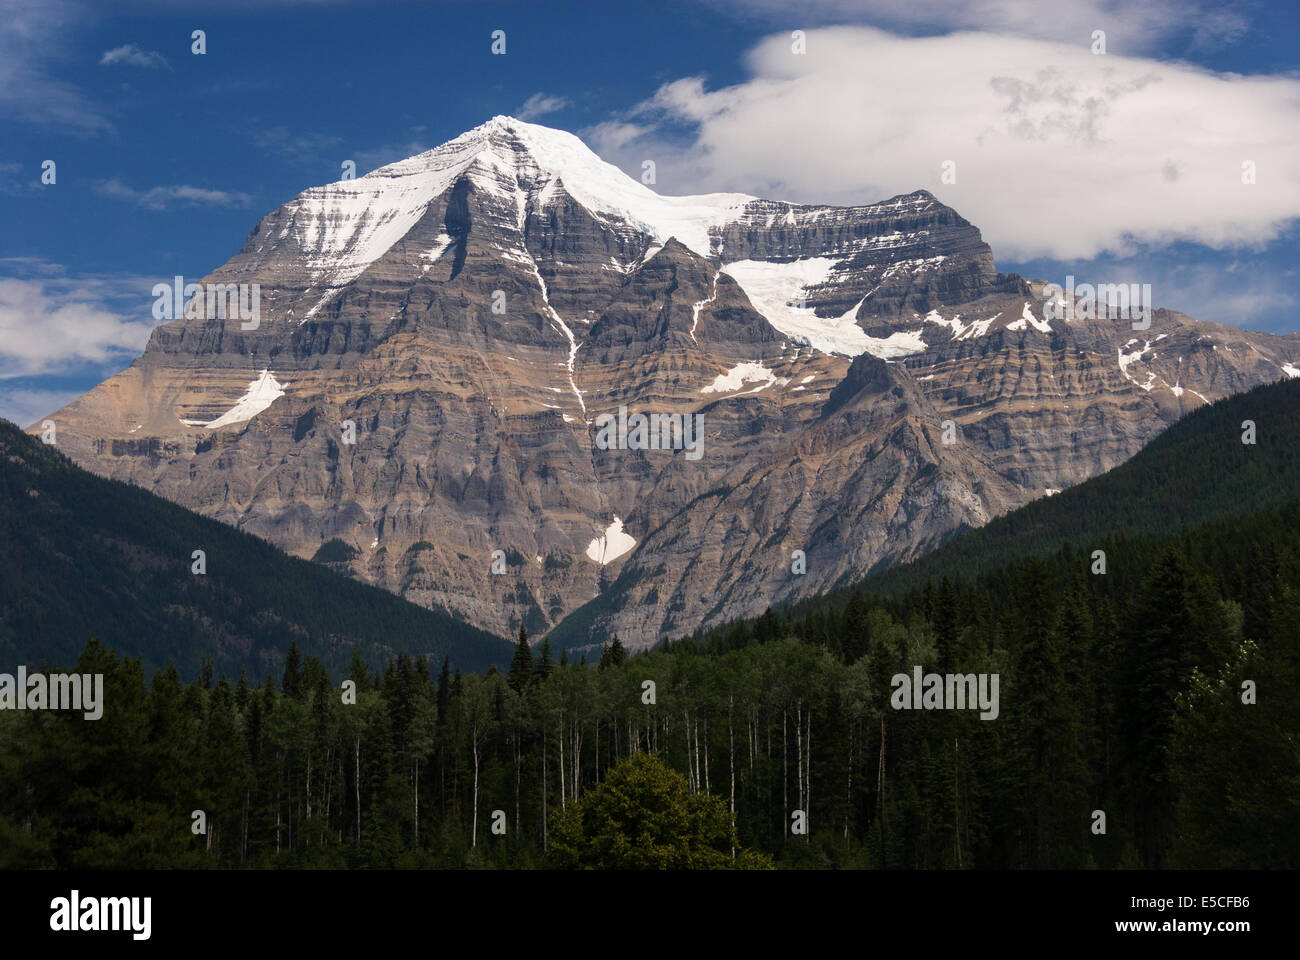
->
[684, 709, 694, 791]
[559, 715, 566, 810]
[471, 722, 480, 847]
[805, 708, 812, 841]
[703, 719, 710, 794]
[693, 716, 701, 791]
[796, 702, 804, 814]
[728, 697, 735, 814]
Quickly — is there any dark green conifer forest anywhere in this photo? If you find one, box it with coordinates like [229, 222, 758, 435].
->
[2, 498, 1295, 868]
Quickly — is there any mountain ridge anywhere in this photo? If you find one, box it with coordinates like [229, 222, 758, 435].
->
[32, 115, 1300, 649]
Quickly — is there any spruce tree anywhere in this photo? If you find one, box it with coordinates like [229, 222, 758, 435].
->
[508, 626, 534, 693]
[843, 591, 870, 663]
[235, 667, 250, 712]
[348, 645, 371, 693]
[536, 638, 555, 681]
[608, 634, 627, 668]
[282, 640, 302, 700]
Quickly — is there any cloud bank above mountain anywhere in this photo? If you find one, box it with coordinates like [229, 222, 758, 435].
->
[587, 26, 1300, 261]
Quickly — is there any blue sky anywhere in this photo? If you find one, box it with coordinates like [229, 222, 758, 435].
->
[2, 0, 1297, 426]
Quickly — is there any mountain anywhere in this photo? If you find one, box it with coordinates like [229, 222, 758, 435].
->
[34, 116, 1300, 649]
[692, 376, 1300, 645]
[857, 377, 1300, 597]
[0, 418, 512, 678]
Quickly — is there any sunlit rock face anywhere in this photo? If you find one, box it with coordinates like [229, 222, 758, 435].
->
[39, 117, 1300, 648]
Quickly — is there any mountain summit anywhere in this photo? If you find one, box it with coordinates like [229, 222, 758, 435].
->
[36, 118, 1300, 648]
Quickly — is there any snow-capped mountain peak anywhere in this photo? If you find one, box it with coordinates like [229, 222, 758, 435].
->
[371, 115, 755, 257]
[258, 116, 754, 294]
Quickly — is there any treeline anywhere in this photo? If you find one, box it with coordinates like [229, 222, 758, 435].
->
[2, 501, 1296, 869]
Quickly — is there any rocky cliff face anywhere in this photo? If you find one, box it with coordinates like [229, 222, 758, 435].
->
[37, 116, 1300, 649]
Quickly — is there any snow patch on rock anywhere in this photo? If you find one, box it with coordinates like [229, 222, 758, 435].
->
[202, 370, 286, 429]
[586, 517, 636, 565]
[1118, 341, 1156, 390]
[701, 361, 789, 395]
[721, 259, 927, 359]
[691, 273, 719, 343]
[1006, 301, 1052, 334]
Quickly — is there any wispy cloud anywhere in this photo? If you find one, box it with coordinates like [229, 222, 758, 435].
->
[99, 43, 169, 69]
[0, 386, 83, 429]
[0, 160, 44, 194]
[516, 92, 572, 121]
[254, 125, 344, 164]
[0, 0, 110, 134]
[94, 179, 254, 210]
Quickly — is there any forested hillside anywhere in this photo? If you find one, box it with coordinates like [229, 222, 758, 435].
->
[4, 497, 1295, 868]
[0, 420, 512, 678]
[849, 377, 1300, 598]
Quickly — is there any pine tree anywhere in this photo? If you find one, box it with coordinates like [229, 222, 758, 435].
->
[235, 667, 250, 712]
[536, 638, 555, 681]
[933, 577, 959, 670]
[843, 591, 870, 663]
[599, 635, 627, 670]
[282, 640, 303, 700]
[508, 626, 534, 693]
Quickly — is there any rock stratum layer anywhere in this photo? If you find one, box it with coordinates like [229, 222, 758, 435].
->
[38, 116, 1300, 649]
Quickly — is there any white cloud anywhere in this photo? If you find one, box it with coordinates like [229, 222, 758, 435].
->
[99, 43, 169, 69]
[94, 179, 253, 210]
[708, 0, 1250, 54]
[516, 92, 572, 121]
[590, 27, 1300, 261]
[0, 274, 157, 380]
[581, 120, 650, 153]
